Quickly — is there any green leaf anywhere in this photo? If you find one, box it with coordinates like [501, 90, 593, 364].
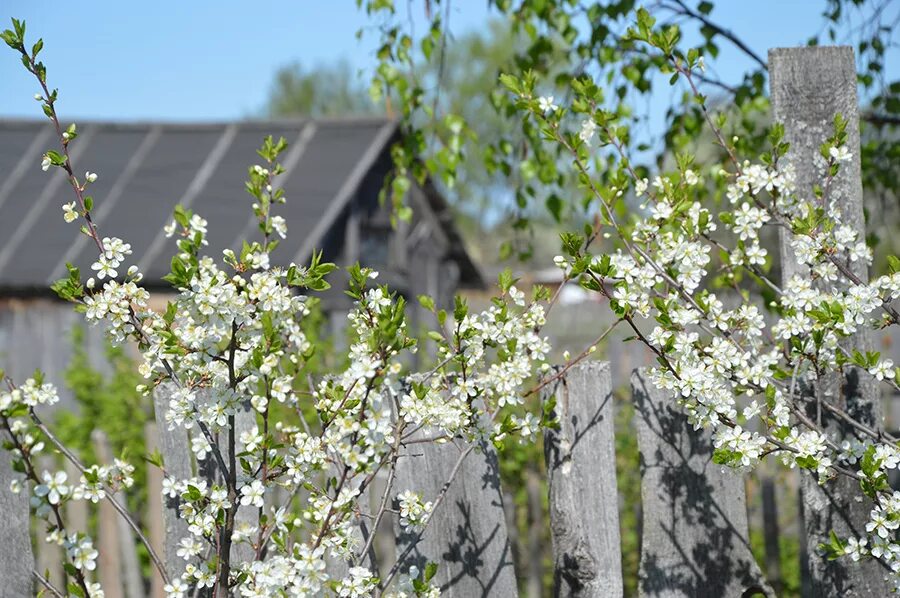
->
[173, 203, 190, 228]
[497, 268, 517, 293]
[545, 194, 563, 223]
[46, 150, 64, 165]
[417, 295, 435, 312]
[185, 484, 202, 501]
[0, 29, 19, 50]
[453, 295, 468, 322]
[712, 447, 741, 467]
[424, 561, 438, 582]
[887, 255, 900, 274]
[498, 73, 521, 95]
[145, 449, 164, 469]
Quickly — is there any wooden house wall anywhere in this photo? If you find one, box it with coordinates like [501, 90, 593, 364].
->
[0, 298, 113, 411]
[316, 150, 463, 355]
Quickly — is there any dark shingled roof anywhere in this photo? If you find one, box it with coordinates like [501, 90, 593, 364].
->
[0, 118, 481, 293]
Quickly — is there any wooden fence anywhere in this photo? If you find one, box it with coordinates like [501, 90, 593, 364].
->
[0, 46, 892, 597]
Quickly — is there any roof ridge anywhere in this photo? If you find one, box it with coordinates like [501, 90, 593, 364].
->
[0, 116, 397, 129]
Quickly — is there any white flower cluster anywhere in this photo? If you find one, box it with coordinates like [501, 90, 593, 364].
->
[83, 279, 150, 343]
[397, 490, 433, 532]
[133, 253, 545, 595]
[0, 372, 143, 594]
[90, 236, 132, 280]
[0, 377, 59, 410]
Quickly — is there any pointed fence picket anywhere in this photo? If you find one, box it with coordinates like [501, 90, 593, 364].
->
[541, 361, 622, 596]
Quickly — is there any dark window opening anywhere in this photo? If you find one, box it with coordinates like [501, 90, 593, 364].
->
[360, 224, 391, 268]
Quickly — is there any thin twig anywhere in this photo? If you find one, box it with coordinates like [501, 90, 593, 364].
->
[33, 569, 65, 598]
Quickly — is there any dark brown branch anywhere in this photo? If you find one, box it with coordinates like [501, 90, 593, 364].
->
[664, 0, 767, 71]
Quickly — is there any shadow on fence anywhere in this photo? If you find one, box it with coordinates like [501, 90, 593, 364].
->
[631, 371, 771, 598]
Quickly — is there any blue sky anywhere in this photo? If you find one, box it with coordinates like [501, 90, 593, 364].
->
[1, 1, 896, 123]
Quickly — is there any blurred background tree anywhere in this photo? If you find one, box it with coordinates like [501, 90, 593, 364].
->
[264, 20, 573, 264]
[266, 59, 378, 118]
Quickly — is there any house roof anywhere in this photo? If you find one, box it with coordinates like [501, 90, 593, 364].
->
[0, 118, 481, 294]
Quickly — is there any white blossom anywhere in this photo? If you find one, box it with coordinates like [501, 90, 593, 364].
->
[538, 95, 558, 113]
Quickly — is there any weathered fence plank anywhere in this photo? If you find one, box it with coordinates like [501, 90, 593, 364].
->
[631, 369, 772, 598]
[525, 473, 543, 598]
[154, 384, 260, 571]
[0, 447, 34, 597]
[93, 430, 144, 598]
[770, 46, 891, 596]
[145, 422, 167, 598]
[393, 433, 518, 597]
[153, 382, 193, 576]
[93, 429, 142, 598]
[760, 476, 783, 596]
[542, 361, 622, 597]
[65, 458, 89, 531]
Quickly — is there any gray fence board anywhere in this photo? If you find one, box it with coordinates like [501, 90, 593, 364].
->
[94, 431, 125, 598]
[145, 422, 167, 598]
[631, 369, 772, 598]
[542, 362, 623, 597]
[93, 430, 144, 598]
[153, 381, 193, 577]
[0, 448, 34, 597]
[394, 433, 518, 597]
[770, 46, 890, 596]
